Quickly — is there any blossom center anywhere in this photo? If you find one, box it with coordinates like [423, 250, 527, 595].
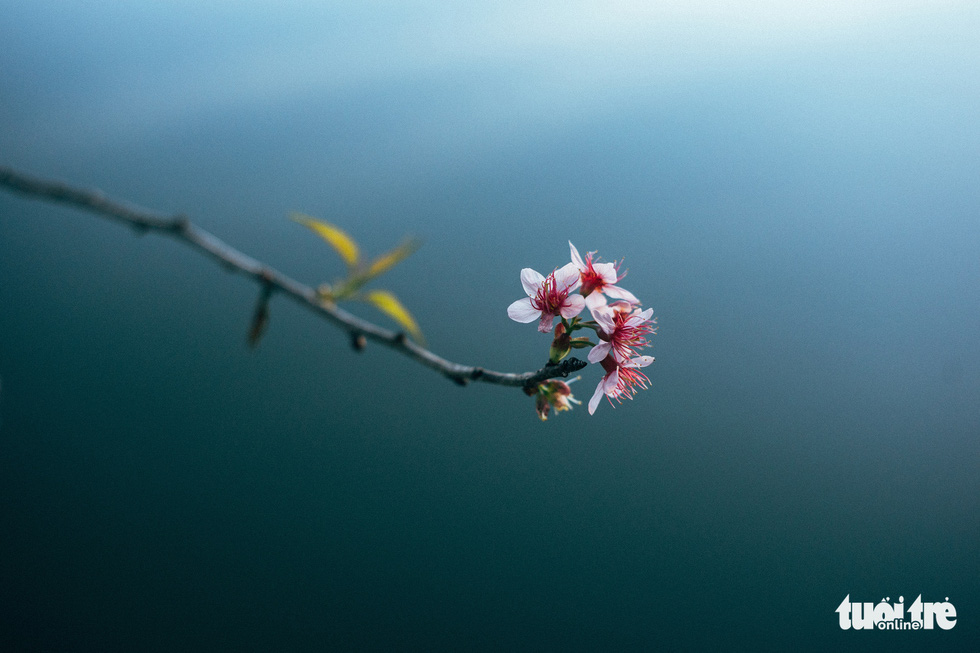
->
[578, 251, 618, 296]
[530, 273, 570, 315]
[607, 307, 655, 362]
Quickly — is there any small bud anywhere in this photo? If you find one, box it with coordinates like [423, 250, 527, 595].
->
[350, 332, 367, 351]
[316, 283, 334, 304]
[549, 322, 572, 363]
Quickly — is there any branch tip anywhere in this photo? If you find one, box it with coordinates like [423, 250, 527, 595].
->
[350, 332, 367, 352]
[0, 165, 602, 393]
[522, 356, 587, 389]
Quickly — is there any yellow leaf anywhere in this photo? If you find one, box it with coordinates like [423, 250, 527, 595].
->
[291, 213, 360, 268]
[365, 237, 421, 280]
[363, 290, 424, 344]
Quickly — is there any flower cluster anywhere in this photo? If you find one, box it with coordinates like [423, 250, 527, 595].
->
[508, 242, 656, 418]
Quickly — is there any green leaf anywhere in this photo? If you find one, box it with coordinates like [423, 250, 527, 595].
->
[291, 213, 360, 268]
[365, 237, 420, 280]
[363, 290, 424, 344]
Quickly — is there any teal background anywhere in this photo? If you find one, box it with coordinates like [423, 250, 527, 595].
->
[1, 3, 978, 650]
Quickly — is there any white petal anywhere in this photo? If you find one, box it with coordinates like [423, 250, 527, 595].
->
[588, 341, 611, 364]
[585, 292, 607, 312]
[626, 307, 654, 326]
[588, 378, 606, 415]
[604, 368, 621, 394]
[590, 305, 616, 334]
[507, 298, 540, 323]
[559, 293, 586, 319]
[628, 355, 655, 368]
[593, 261, 619, 284]
[554, 262, 582, 291]
[520, 268, 544, 296]
[569, 241, 585, 270]
[605, 284, 639, 304]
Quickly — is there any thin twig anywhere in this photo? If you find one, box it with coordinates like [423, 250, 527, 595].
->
[0, 165, 587, 388]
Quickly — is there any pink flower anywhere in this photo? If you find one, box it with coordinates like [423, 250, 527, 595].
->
[586, 301, 656, 415]
[588, 302, 657, 365]
[569, 241, 638, 310]
[588, 354, 655, 415]
[508, 263, 586, 333]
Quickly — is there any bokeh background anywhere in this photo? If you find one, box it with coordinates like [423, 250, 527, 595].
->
[1, 2, 977, 650]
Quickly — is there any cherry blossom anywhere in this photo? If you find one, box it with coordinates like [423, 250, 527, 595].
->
[505, 242, 656, 419]
[588, 301, 657, 365]
[588, 354, 656, 415]
[507, 263, 585, 333]
[568, 241, 638, 310]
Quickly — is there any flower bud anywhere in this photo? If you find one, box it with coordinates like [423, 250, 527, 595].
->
[549, 322, 572, 363]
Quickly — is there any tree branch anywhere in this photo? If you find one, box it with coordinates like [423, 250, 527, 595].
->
[0, 165, 586, 388]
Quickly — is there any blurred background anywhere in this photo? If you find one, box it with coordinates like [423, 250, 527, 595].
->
[1, 1, 978, 650]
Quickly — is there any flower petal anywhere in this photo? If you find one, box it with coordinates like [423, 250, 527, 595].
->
[507, 297, 540, 323]
[625, 307, 654, 326]
[585, 292, 608, 312]
[569, 241, 585, 270]
[629, 355, 656, 368]
[520, 268, 544, 297]
[588, 377, 606, 415]
[605, 284, 639, 304]
[537, 313, 555, 333]
[593, 261, 619, 284]
[590, 305, 616, 334]
[554, 262, 582, 291]
[604, 367, 621, 395]
[588, 341, 611, 363]
[559, 293, 586, 319]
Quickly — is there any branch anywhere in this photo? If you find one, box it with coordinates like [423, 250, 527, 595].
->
[0, 165, 587, 388]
